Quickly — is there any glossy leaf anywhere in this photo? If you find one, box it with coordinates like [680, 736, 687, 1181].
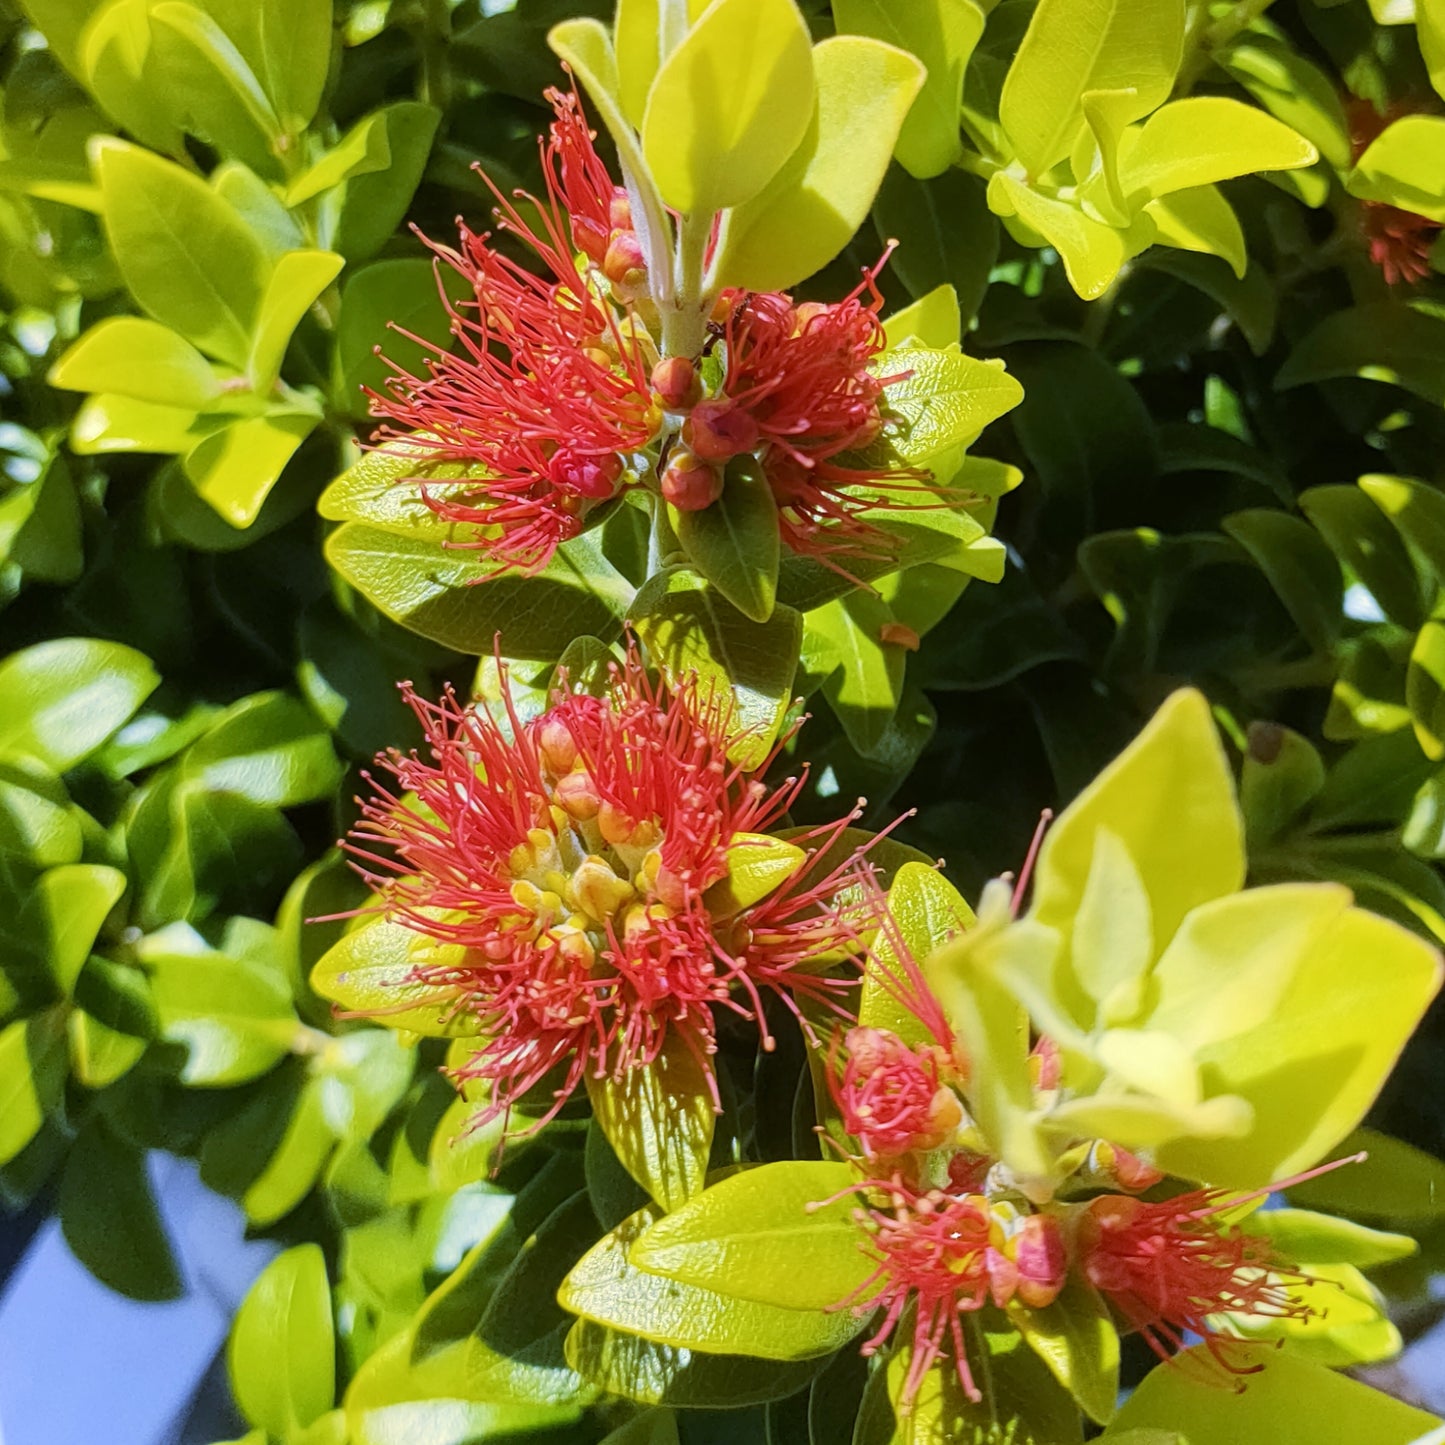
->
[58, 1117, 183, 1301]
[324, 522, 633, 659]
[1105, 1345, 1439, 1443]
[49, 317, 223, 409]
[229, 1244, 336, 1436]
[628, 1161, 876, 1311]
[0, 637, 159, 772]
[1120, 98, 1317, 201]
[311, 916, 485, 1039]
[716, 35, 925, 292]
[641, 0, 814, 215]
[999, 0, 1183, 177]
[630, 567, 800, 769]
[94, 139, 269, 369]
[1350, 115, 1445, 222]
[586, 1033, 716, 1212]
[561, 1204, 865, 1359]
[672, 456, 779, 622]
[834, 0, 982, 178]
[247, 248, 344, 393]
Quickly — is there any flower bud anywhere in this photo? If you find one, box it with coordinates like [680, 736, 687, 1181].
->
[550, 449, 623, 501]
[683, 399, 759, 463]
[569, 855, 636, 924]
[571, 216, 609, 266]
[603, 230, 647, 287]
[608, 187, 633, 230]
[987, 1210, 1067, 1310]
[536, 714, 579, 775]
[660, 451, 724, 512]
[554, 767, 601, 820]
[651, 355, 702, 411]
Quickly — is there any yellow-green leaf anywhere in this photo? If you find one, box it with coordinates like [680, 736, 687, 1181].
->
[716, 35, 925, 292]
[640, 0, 814, 215]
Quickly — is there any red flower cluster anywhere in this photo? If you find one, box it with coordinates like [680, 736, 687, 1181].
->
[1347, 98, 1442, 286]
[369, 90, 659, 573]
[344, 655, 879, 1126]
[369, 86, 929, 579]
[1078, 1189, 1312, 1373]
[672, 267, 925, 567]
[820, 923, 1321, 1414]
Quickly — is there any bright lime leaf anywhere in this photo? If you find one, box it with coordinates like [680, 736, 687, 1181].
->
[861, 861, 974, 1045]
[988, 173, 1143, 301]
[629, 566, 800, 769]
[1029, 688, 1244, 967]
[229, 1244, 336, 1436]
[0, 637, 159, 771]
[247, 248, 344, 392]
[1009, 1274, 1120, 1425]
[93, 139, 270, 368]
[706, 833, 807, 917]
[884, 286, 962, 350]
[1144, 188, 1249, 283]
[49, 317, 223, 409]
[1120, 98, 1317, 201]
[1104, 1345, 1439, 1444]
[834, 0, 982, 178]
[1154, 901, 1442, 1188]
[586, 1034, 715, 1212]
[999, 0, 1184, 178]
[1243, 1208, 1417, 1268]
[184, 409, 318, 527]
[324, 522, 633, 659]
[70, 394, 213, 456]
[640, 0, 814, 215]
[311, 916, 485, 1038]
[0, 1013, 66, 1166]
[628, 1161, 877, 1311]
[1350, 115, 1445, 223]
[716, 35, 925, 292]
[561, 1204, 866, 1358]
[1409, 618, 1445, 761]
[1422, 0, 1445, 102]
[285, 110, 391, 207]
[22, 863, 127, 996]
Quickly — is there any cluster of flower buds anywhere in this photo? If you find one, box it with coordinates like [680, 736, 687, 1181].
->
[367, 86, 925, 577]
[343, 653, 883, 1126]
[824, 1018, 1314, 1414]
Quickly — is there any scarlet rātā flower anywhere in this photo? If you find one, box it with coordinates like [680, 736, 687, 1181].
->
[694, 257, 930, 570]
[368, 88, 660, 573]
[829, 1026, 964, 1165]
[1077, 1188, 1313, 1372]
[343, 654, 881, 1127]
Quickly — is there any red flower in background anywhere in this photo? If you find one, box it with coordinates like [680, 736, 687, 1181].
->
[1347, 98, 1442, 286]
[344, 655, 880, 1126]
[369, 88, 659, 573]
[1077, 1189, 1310, 1371]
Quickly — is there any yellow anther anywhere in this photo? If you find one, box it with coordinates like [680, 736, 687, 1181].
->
[570, 855, 636, 925]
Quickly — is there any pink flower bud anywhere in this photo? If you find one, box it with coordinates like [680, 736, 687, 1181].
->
[608, 187, 633, 230]
[683, 398, 759, 463]
[603, 230, 647, 286]
[651, 355, 702, 411]
[536, 715, 578, 775]
[1010, 1212, 1067, 1308]
[660, 451, 724, 511]
[554, 767, 601, 820]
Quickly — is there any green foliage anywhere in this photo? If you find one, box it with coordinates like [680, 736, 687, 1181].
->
[5, 0, 1445, 1442]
